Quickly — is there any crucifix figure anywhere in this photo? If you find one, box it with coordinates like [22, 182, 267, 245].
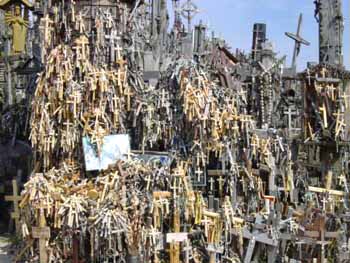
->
[285, 13, 310, 69]
[0, 0, 33, 54]
[195, 167, 203, 182]
[180, 0, 200, 32]
[208, 177, 215, 192]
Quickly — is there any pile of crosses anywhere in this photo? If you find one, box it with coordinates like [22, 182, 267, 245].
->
[2, 0, 350, 262]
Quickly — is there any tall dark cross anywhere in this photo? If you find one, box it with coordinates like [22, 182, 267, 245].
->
[285, 14, 310, 69]
[314, 0, 344, 66]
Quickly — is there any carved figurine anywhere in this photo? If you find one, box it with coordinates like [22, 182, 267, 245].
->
[0, 0, 33, 54]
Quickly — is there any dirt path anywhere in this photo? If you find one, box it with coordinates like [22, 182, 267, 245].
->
[0, 236, 13, 263]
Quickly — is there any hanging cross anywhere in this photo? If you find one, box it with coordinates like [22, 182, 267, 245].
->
[76, 12, 86, 33]
[32, 209, 50, 263]
[5, 179, 21, 233]
[217, 176, 225, 193]
[195, 167, 204, 182]
[105, 30, 120, 63]
[75, 36, 90, 60]
[124, 86, 134, 111]
[284, 107, 298, 130]
[208, 177, 215, 192]
[39, 15, 54, 46]
[321, 196, 328, 211]
[145, 175, 153, 191]
[285, 13, 310, 69]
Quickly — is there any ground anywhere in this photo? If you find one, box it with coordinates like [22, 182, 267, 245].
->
[0, 236, 13, 263]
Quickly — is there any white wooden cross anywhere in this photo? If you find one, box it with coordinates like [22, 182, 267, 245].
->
[218, 176, 225, 193]
[284, 107, 298, 130]
[195, 167, 204, 182]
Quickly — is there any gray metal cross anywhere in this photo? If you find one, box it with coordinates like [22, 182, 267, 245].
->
[285, 14, 310, 69]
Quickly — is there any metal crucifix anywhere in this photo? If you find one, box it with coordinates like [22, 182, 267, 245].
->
[285, 13, 310, 70]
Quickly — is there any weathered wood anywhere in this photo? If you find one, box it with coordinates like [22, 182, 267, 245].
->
[5, 179, 21, 233]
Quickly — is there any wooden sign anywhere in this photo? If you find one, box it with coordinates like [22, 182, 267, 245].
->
[32, 226, 51, 239]
[166, 233, 188, 243]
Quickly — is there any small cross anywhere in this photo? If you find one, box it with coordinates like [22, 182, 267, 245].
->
[208, 177, 215, 192]
[218, 176, 225, 193]
[201, 217, 212, 237]
[149, 226, 161, 247]
[75, 36, 90, 60]
[195, 167, 204, 182]
[39, 15, 54, 45]
[321, 196, 328, 211]
[76, 12, 86, 33]
[124, 86, 134, 111]
[284, 107, 297, 130]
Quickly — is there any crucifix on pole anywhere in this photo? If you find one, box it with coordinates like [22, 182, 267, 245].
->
[285, 13, 310, 70]
[180, 0, 200, 32]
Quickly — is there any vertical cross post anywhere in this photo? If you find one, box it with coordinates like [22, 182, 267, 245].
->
[5, 179, 21, 233]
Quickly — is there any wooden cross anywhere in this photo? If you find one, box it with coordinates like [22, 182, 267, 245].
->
[195, 167, 204, 182]
[39, 15, 54, 46]
[208, 177, 215, 192]
[327, 84, 337, 101]
[217, 176, 225, 193]
[183, 239, 193, 263]
[321, 196, 328, 211]
[76, 12, 86, 33]
[284, 107, 298, 130]
[32, 209, 50, 263]
[341, 94, 350, 109]
[5, 179, 21, 233]
[333, 111, 346, 138]
[124, 86, 134, 111]
[105, 30, 119, 62]
[149, 226, 161, 247]
[145, 175, 152, 191]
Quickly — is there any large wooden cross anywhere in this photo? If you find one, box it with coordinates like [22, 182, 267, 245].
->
[5, 179, 21, 233]
[32, 225, 51, 263]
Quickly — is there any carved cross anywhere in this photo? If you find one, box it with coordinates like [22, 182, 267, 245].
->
[5, 179, 21, 233]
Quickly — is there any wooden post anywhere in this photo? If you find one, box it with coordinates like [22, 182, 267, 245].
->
[73, 234, 79, 263]
[5, 179, 21, 233]
[32, 210, 50, 263]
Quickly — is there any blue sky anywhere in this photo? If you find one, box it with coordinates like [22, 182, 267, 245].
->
[167, 0, 350, 70]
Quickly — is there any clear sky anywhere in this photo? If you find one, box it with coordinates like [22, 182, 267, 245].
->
[167, 0, 350, 70]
